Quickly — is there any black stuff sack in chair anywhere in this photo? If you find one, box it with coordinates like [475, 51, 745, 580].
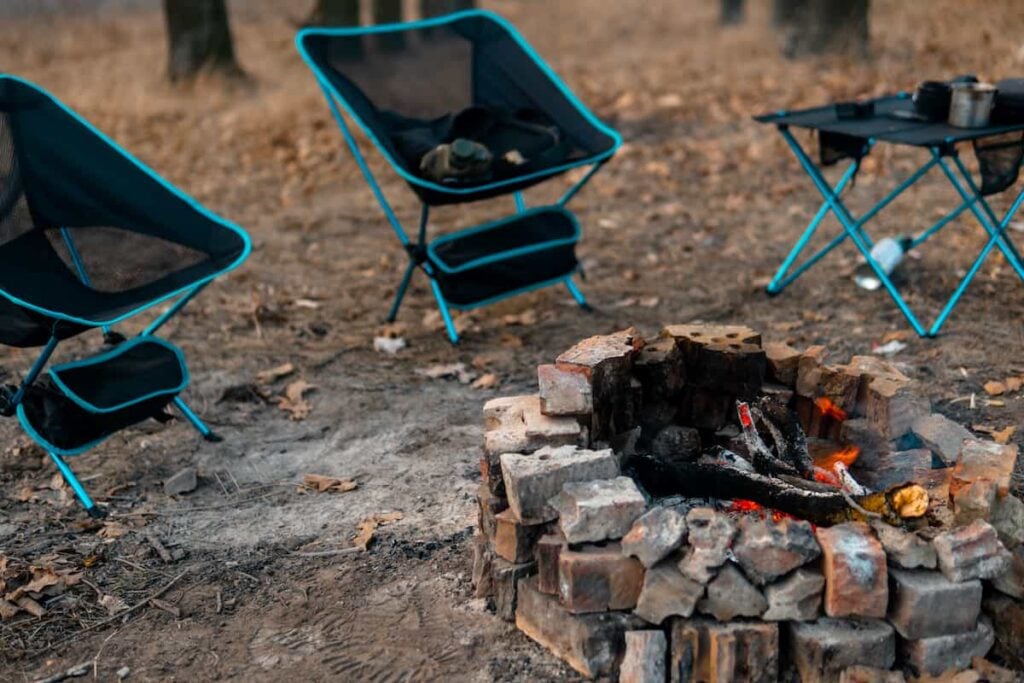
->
[0, 75, 251, 516]
[297, 10, 622, 343]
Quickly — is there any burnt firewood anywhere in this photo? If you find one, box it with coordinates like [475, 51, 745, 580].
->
[628, 453, 927, 527]
[756, 396, 815, 476]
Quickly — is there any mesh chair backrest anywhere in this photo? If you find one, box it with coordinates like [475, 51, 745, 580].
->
[301, 13, 615, 170]
[0, 77, 246, 306]
[974, 132, 1024, 197]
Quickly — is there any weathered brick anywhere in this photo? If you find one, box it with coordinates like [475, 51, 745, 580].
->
[665, 323, 765, 397]
[677, 507, 737, 584]
[763, 567, 824, 621]
[953, 479, 998, 526]
[869, 521, 937, 570]
[538, 363, 592, 417]
[970, 657, 1018, 683]
[852, 449, 933, 492]
[516, 576, 644, 679]
[818, 364, 862, 415]
[911, 413, 973, 466]
[796, 345, 829, 397]
[679, 386, 734, 431]
[899, 617, 994, 677]
[669, 618, 778, 683]
[698, 562, 767, 620]
[484, 394, 581, 456]
[984, 593, 1024, 670]
[633, 337, 686, 401]
[535, 533, 565, 595]
[837, 666, 905, 683]
[493, 509, 545, 563]
[556, 327, 644, 442]
[952, 439, 1019, 496]
[558, 543, 644, 614]
[622, 506, 688, 568]
[933, 520, 1012, 583]
[620, 630, 667, 683]
[991, 543, 1024, 599]
[764, 341, 801, 387]
[887, 569, 982, 639]
[492, 557, 536, 622]
[817, 522, 888, 618]
[551, 476, 646, 544]
[788, 618, 895, 683]
[477, 483, 508, 539]
[500, 445, 618, 524]
[471, 532, 495, 598]
[733, 515, 820, 585]
[634, 560, 703, 624]
[990, 494, 1024, 548]
[864, 377, 928, 441]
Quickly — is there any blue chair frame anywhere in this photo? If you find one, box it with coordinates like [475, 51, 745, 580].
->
[0, 76, 251, 515]
[762, 101, 1024, 337]
[297, 10, 622, 344]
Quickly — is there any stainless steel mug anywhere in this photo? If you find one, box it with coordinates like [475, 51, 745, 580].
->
[948, 82, 997, 128]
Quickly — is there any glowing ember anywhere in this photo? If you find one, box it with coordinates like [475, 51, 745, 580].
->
[728, 500, 802, 524]
[814, 397, 847, 421]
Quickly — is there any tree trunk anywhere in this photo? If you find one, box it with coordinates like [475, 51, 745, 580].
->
[304, 0, 359, 26]
[776, 0, 870, 59]
[719, 0, 745, 26]
[421, 0, 475, 18]
[163, 0, 242, 82]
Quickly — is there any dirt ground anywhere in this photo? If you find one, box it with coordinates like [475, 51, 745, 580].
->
[1, 1, 1023, 680]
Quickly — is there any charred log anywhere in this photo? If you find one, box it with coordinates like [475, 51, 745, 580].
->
[627, 453, 927, 527]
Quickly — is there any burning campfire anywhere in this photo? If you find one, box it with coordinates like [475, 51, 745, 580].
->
[473, 325, 1023, 681]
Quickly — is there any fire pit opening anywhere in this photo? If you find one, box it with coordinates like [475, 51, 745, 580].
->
[473, 325, 1023, 681]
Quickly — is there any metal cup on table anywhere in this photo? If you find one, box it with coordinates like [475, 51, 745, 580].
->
[948, 82, 997, 128]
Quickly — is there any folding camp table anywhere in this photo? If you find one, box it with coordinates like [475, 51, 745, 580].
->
[756, 94, 1024, 337]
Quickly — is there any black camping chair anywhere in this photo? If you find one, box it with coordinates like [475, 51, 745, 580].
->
[0, 75, 251, 516]
[297, 10, 622, 343]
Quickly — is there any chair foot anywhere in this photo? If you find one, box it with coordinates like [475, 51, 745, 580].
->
[565, 277, 590, 310]
[203, 431, 224, 443]
[765, 286, 780, 298]
[47, 450, 100, 516]
[173, 397, 216, 440]
[87, 505, 107, 519]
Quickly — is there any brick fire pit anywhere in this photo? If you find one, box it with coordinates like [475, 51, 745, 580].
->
[472, 325, 1023, 682]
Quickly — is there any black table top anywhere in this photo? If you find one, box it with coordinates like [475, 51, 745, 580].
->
[755, 94, 1024, 147]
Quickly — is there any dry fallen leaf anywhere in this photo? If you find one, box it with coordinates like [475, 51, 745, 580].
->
[97, 522, 129, 540]
[277, 380, 316, 421]
[417, 363, 476, 384]
[353, 512, 404, 552]
[99, 594, 128, 616]
[149, 598, 181, 618]
[984, 380, 1007, 396]
[1006, 376, 1023, 393]
[502, 310, 537, 326]
[472, 373, 499, 390]
[0, 599, 18, 620]
[993, 426, 1017, 444]
[301, 474, 358, 493]
[256, 362, 295, 385]
[15, 596, 44, 617]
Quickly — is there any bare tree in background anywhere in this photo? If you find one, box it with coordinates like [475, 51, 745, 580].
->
[305, 0, 359, 26]
[421, 0, 476, 17]
[163, 0, 243, 82]
[775, 0, 870, 58]
[719, 0, 745, 26]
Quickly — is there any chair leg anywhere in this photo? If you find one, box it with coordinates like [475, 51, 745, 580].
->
[428, 279, 460, 345]
[565, 277, 593, 312]
[173, 397, 222, 442]
[387, 260, 417, 323]
[48, 451, 103, 518]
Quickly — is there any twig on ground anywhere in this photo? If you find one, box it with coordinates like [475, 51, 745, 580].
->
[113, 557, 172, 579]
[289, 547, 360, 558]
[32, 662, 89, 683]
[35, 569, 190, 656]
[92, 629, 118, 680]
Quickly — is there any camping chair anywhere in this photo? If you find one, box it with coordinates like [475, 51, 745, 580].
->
[297, 9, 622, 344]
[0, 75, 251, 516]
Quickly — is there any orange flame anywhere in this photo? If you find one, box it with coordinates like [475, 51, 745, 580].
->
[816, 444, 860, 472]
[728, 500, 804, 524]
[814, 397, 847, 421]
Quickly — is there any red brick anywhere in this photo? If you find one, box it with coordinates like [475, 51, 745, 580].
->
[558, 543, 644, 614]
[537, 363, 592, 417]
[933, 520, 1012, 583]
[620, 630, 667, 683]
[788, 618, 895, 683]
[816, 522, 888, 618]
[534, 533, 565, 595]
[476, 483, 507, 539]
[887, 569, 982, 639]
[953, 439, 1019, 497]
[515, 577, 644, 679]
[764, 341, 801, 387]
[670, 617, 778, 683]
[493, 509, 544, 563]
[491, 557, 535, 622]
[899, 617, 994, 677]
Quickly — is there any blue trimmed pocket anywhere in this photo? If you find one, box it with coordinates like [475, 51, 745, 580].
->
[17, 338, 188, 455]
[427, 206, 580, 307]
